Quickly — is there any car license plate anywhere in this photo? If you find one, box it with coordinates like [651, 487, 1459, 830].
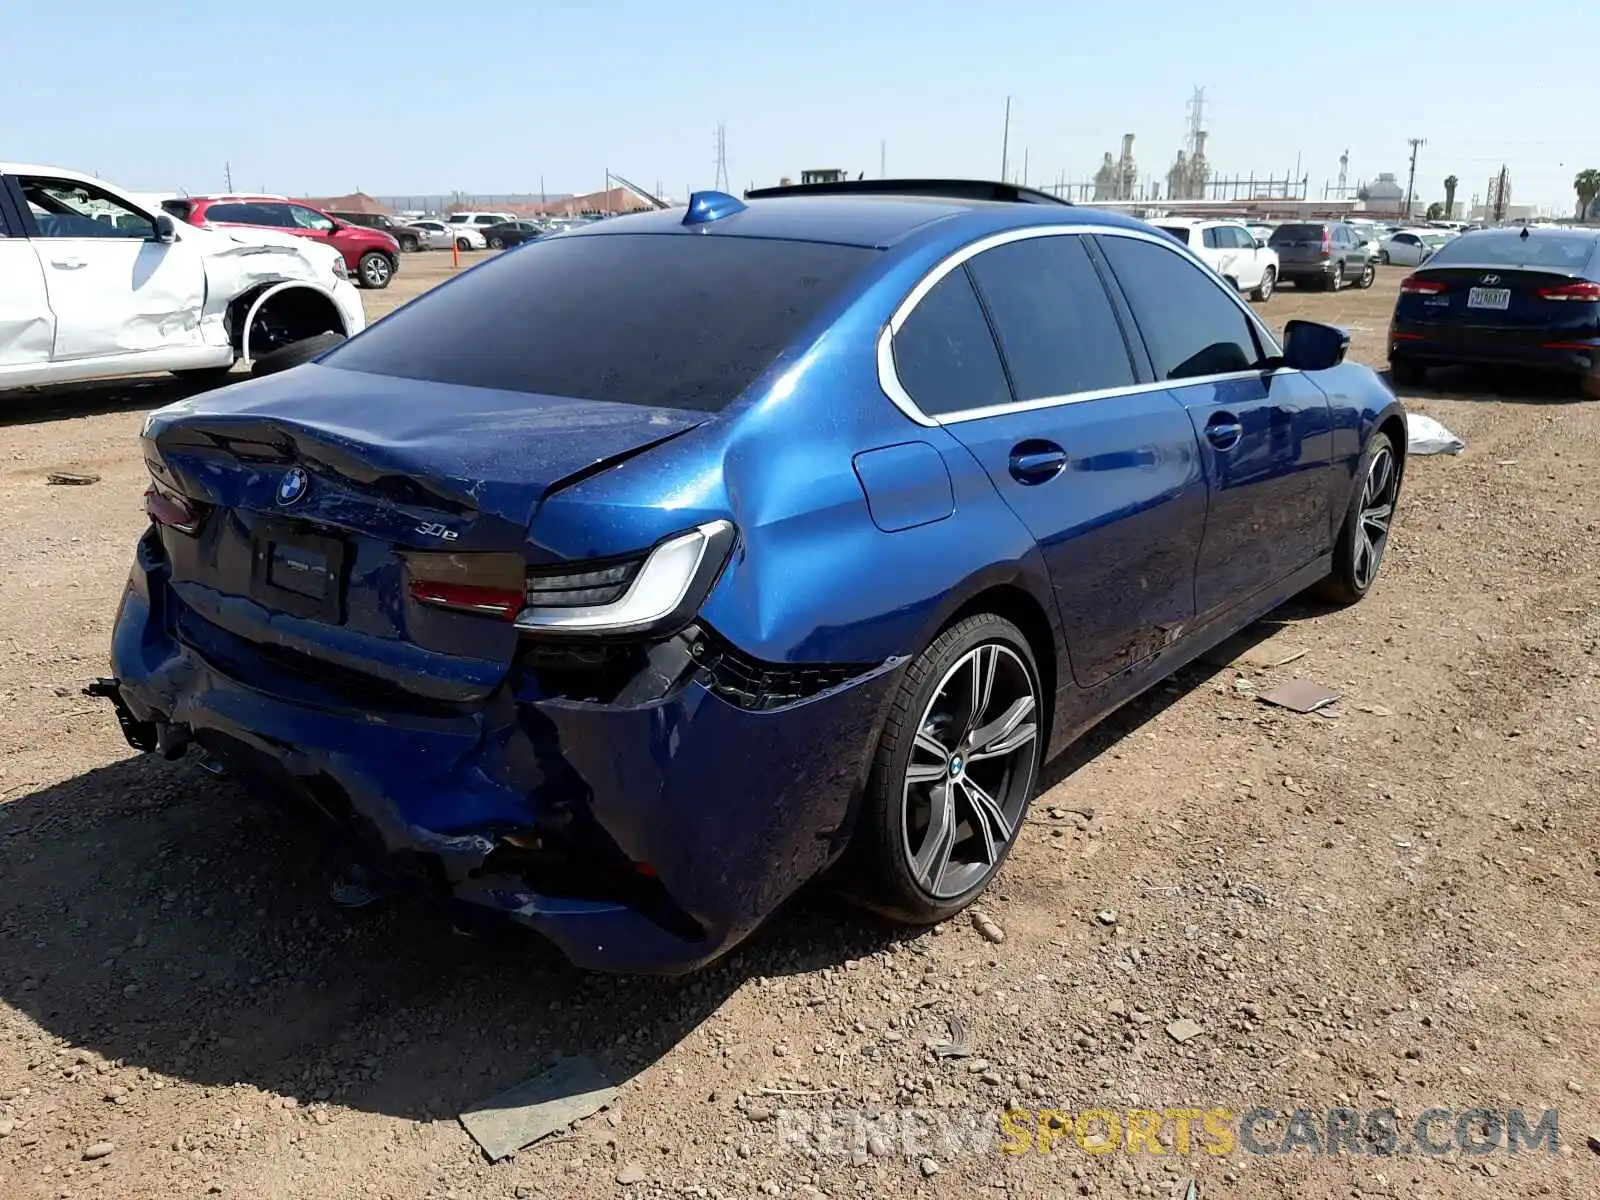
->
[1468, 287, 1510, 310]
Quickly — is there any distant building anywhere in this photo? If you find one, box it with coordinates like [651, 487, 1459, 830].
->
[1361, 172, 1405, 212]
[802, 169, 847, 185]
[292, 191, 392, 215]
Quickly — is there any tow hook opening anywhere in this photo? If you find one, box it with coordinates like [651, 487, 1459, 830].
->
[83, 678, 159, 753]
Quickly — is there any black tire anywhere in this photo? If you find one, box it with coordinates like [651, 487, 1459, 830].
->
[1357, 262, 1376, 289]
[1316, 431, 1400, 605]
[357, 252, 393, 289]
[1582, 373, 1600, 400]
[836, 613, 1043, 924]
[1379, 250, 1391, 265]
[398, 235, 419, 253]
[1251, 266, 1276, 302]
[252, 331, 347, 377]
[1388, 358, 1426, 388]
[487, 235, 505, 249]
[1325, 262, 1345, 292]
[456, 238, 472, 252]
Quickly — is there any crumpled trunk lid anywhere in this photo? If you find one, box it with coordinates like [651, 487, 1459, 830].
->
[142, 365, 705, 702]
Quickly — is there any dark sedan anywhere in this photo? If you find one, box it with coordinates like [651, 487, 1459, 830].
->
[482, 219, 545, 249]
[1388, 227, 1600, 397]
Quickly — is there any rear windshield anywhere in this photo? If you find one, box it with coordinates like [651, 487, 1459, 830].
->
[323, 232, 877, 411]
[1156, 225, 1192, 246]
[1269, 224, 1324, 244]
[1425, 232, 1597, 271]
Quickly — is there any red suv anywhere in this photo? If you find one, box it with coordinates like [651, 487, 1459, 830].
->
[165, 195, 401, 289]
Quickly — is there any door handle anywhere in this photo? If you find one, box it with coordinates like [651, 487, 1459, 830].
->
[1008, 440, 1068, 485]
[50, 258, 87, 270]
[1204, 413, 1244, 451]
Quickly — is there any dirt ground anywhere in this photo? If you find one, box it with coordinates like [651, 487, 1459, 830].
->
[1, 254, 1596, 1200]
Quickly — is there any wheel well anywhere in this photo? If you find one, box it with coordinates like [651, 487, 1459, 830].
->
[945, 584, 1058, 746]
[1378, 412, 1408, 475]
[229, 286, 345, 355]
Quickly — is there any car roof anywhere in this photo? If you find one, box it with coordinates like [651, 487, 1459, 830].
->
[561, 192, 1156, 250]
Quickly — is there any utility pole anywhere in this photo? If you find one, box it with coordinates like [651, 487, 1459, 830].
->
[1493, 164, 1509, 222]
[713, 124, 729, 193]
[1000, 97, 1011, 183]
[1022, 148, 1029, 188]
[1403, 137, 1426, 220]
[880, 140, 886, 178]
[224, 161, 233, 191]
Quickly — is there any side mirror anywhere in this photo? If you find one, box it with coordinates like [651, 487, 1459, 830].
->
[1282, 320, 1349, 371]
[153, 214, 177, 244]
[1254, 237, 1267, 248]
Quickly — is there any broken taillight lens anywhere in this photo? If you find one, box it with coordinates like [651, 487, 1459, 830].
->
[145, 480, 204, 535]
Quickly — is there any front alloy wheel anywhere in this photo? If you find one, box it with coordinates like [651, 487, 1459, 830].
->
[1318, 431, 1400, 604]
[838, 613, 1043, 923]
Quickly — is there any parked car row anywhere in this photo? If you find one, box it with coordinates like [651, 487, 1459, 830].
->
[163, 195, 402, 289]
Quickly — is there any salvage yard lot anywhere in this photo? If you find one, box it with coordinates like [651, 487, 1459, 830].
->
[1, 261, 1596, 1200]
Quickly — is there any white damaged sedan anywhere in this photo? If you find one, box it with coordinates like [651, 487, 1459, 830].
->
[0, 163, 366, 390]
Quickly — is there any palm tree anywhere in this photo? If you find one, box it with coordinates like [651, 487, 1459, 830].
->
[1443, 175, 1459, 219]
[1574, 169, 1600, 220]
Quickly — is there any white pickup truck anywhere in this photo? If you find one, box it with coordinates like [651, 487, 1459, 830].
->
[0, 163, 366, 390]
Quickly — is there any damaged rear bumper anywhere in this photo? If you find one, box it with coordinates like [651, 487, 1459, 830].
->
[104, 540, 902, 973]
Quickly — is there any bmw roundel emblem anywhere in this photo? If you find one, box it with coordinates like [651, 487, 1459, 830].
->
[278, 467, 310, 506]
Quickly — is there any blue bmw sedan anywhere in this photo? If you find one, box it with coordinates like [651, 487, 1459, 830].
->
[1388, 225, 1600, 396]
[101, 180, 1406, 972]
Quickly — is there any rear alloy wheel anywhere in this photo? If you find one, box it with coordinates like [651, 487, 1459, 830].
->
[398, 235, 419, 253]
[840, 614, 1042, 923]
[1326, 262, 1345, 291]
[1357, 262, 1376, 289]
[488, 235, 505, 249]
[357, 252, 393, 289]
[1317, 431, 1399, 605]
[1251, 266, 1276, 302]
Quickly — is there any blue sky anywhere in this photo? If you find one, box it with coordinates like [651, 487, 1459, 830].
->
[7, 0, 1599, 211]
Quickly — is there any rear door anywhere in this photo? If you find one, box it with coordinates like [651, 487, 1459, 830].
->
[1095, 231, 1334, 622]
[16, 173, 207, 362]
[0, 177, 54, 368]
[284, 203, 342, 253]
[1223, 225, 1261, 288]
[895, 231, 1208, 685]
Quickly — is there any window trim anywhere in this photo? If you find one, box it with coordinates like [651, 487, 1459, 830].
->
[877, 224, 1287, 428]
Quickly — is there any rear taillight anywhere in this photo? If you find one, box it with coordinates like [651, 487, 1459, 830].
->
[1399, 276, 1448, 295]
[1535, 281, 1600, 302]
[145, 481, 204, 535]
[405, 551, 525, 621]
[1320, 228, 1332, 258]
[408, 579, 523, 621]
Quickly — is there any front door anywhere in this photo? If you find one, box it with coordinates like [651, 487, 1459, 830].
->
[0, 184, 54, 367]
[890, 232, 1208, 686]
[17, 174, 206, 362]
[1095, 231, 1334, 623]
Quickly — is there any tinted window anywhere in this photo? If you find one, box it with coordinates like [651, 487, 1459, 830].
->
[892, 267, 1011, 416]
[1426, 232, 1600, 271]
[966, 236, 1134, 401]
[1202, 227, 1224, 249]
[326, 233, 875, 412]
[1223, 226, 1252, 249]
[1157, 225, 1191, 246]
[1269, 223, 1324, 246]
[206, 202, 289, 227]
[1098, 235, 1263, 381]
